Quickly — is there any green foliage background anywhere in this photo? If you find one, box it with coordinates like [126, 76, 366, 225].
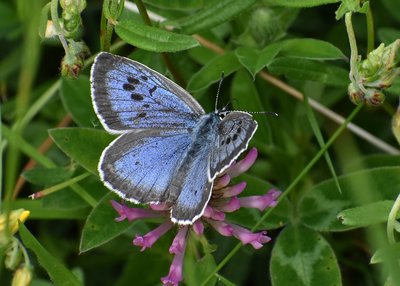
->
[1, 0, 400, 285]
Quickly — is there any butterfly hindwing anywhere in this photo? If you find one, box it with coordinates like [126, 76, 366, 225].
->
[91, 52, 205, 134]
[168, 136, 215, 224]
[210, 112, 258, 179]
[99, 129, 191, 204]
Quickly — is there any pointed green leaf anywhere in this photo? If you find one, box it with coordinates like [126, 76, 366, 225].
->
[270, 225, 341, 286]
[172, 0, 257, 34]
[264, 0, 339, 7]
[49, 128, 115, 174]
[235, 44, 281, 77]
[14, 199, 89, 220]
[280, 38, 346, 60]
[19, 223, 82, 286]
[22, 167, 74, 186]
[371, 242, 400, 264]
[60, 75, 99, 128]
[299, 167, 400, 231]
[268, 57, 348, 87]
[185, 250, 217, 286]
[115, 19, 199, 52]
[338, 200, 397, 227]
[187, 52, 241, 92]
[80, 193, 134, 252]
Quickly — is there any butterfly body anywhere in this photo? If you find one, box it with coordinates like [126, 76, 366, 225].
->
[91, 52, 257, 224]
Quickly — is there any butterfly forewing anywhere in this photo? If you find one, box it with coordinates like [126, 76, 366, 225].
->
[91, 52, 205, 134]
[210, 112, 258, 179]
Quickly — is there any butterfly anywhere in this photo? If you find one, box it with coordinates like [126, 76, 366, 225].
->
[91, 52, 258, 225]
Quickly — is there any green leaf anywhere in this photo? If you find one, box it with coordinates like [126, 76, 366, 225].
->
[143, 0, 203, 10]
[381, 0, 400, 22]
[299, 167, 400, 231]
[378, 28, 400, 46]
[302, 91, 342, 194]
[235, 44, 281, 77]
[265, 0, 339, 7]
[60, 75, 99, 128]
[215, 274, 236, 286]
[335, 0, 369, 20]
[80, 193, 135, 252]
[268, 57, 348, 87]
[49, 128, 115, 174]
[19, 223, 82, 286]
[172, 0, 257, 34]
[338, 200, 397, 227]
[115, 19, 199, 52]
[22, 167, 74, 186]
[13, 199, 90, 220]
[185, 250, 217, 286]
[371, 242, 400, 264]
[187, 52, 242, 93]
[231, 69, 272, 146]
[279, 38, 346, 60]
[270, 225, 341, 286]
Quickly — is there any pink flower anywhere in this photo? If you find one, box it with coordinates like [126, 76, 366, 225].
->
[161, 250, 185, 286]
[133, 221, 173, 251]
[239, 189, 281, 211]
[111, 200, 162, 222]
[231, 224, 271, 249]
[110, 147, 281, 285]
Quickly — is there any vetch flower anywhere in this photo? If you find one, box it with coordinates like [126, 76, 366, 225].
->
[111, 147, 281, 285]
[0, 209, 30, 244]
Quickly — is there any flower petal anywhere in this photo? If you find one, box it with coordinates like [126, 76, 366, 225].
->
[169, 227, 188, 254]
[133, 221, 173, 251]
[161, 247, 185, 285]
[217, 196, 240, 213]
[239, 189, 281, 211]
[226, 148, 258, 178]
[111, 200, 162, 222]
[231, 224, 271, 249]
[221, 182, 247, 198]
[207, 220, 233, 237]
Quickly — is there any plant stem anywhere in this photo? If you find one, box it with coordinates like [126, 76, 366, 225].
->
[366, 6, 375, 54]
[387, 194, 400, 244]
[345, 12, 367, 94]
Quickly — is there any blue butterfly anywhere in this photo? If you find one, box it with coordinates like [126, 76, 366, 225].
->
[91, 52, 258, 225]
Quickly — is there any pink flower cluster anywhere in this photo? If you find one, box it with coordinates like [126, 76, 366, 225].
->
[111, 148, 281, 286]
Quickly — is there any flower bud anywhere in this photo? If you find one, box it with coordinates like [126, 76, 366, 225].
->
[348, 82, 364, 105]
[364, 88, 385, 107]
[0, 209, 30, 244]
[12, 266, 32, 286]
[392, 104, 400, 145]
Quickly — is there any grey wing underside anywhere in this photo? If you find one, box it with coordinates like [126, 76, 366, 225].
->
[91, 52, 205, 133]
[209, 112, 258, 179]
[99, 130, 191, 204]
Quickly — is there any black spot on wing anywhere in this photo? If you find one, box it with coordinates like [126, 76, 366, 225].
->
[131, 93, 144, 101]
[138, 112, 146, 118]
[127, 76, 139, 84]
[140, 75, 148, 81]
[149, 86, 157, 96]
[123, 83, 135, 91]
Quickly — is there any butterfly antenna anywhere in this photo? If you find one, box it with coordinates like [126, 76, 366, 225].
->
[248, 111, 279, 117]
[215, 72, 225, 112]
